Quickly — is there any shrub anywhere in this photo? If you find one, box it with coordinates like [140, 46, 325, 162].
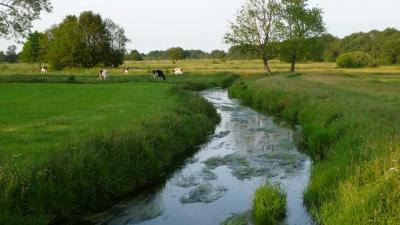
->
[253, 183, 286, 225]
[336, 52, 373, 68]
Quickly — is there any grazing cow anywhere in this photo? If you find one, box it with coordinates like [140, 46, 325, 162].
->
[152, 69, 166, 80]
[123, 66, 130, 75]
[98, 69, 109, 80]
[40, 66, 48, 74]
[173, 68, 184, 75]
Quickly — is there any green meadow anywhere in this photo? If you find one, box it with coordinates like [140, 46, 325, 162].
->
[0, 73, 237, 224]
[0, 82, 177, 161]
[229, 72, 400, 225]
[0, 60, 399, 224]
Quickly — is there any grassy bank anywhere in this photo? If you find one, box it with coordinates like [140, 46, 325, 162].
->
[229, 73, 400, 224]
[0, 74, 233, 224]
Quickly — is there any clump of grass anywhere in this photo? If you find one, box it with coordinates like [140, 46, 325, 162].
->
[253, 183, 286, 225]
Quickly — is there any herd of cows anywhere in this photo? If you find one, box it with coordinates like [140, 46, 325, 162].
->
[39, 65, 184, 81]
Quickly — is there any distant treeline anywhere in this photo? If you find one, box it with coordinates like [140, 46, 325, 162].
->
[325, 28, 400, 65]
[126, 28, 400, 66]
[4, 27, 400, 67]
[124, 35, 336, 62]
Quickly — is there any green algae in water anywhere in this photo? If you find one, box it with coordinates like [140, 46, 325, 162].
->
[221, 211, 252, 225]
[180, 183, 228, 204]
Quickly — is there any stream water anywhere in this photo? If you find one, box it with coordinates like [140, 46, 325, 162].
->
[87, 89, 314, 225]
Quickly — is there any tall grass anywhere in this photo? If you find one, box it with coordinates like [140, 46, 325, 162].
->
[229, 73, 400, 224]
[0, 76, 226, 224]
[253, 184, 286, 225]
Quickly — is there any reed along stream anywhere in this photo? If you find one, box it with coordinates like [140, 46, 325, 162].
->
[87, 89, 314, 225]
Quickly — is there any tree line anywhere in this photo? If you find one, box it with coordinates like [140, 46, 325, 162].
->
[18, 11, 129, 69]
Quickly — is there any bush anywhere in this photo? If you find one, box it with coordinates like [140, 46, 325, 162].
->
[253, 183, 286, 225]
[336, 52, 373, 68]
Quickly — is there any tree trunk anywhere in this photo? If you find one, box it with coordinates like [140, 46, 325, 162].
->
[290, 53, 296, 72]
[262, 57, 272, 76]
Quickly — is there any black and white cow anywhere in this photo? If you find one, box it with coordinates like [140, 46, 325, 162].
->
[152, 69, 166, 80]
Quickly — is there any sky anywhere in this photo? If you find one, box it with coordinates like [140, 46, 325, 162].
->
[1, 0, 400, 53]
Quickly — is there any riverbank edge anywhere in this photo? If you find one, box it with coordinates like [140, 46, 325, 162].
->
[0, 81, 227, 225]
[228, 75, 399, 224]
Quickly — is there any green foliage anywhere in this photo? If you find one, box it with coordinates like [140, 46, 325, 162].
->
[210, 50, 226, 59]
[166, 47, 186, 62]
[20, 31, 49, 64]
[228, 45, 261, 59]
[337, 52, 373, 68]
[4, 45, 18, 63]
[48, 15, 82, 69]
[45, 11, 129, 69]
[253, 183, 286, 225]
[278, 0, 326, 71]
[332, 28, 400, 65]
[0, 0, 52, 39]
[0, 51, 5, 62]
[125, 50, 144, 61]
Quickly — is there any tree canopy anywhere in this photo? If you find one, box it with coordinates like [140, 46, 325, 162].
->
[20, 31, 49, 64]
[225, 0, 325, 73]
[278, 0, 325, 71]
[0, 0, 52, 39]
[20, 11, 129, 69]
[225, 0, 282, 75]
[327, 28, 400, 65]
[166, 47, 185, 62]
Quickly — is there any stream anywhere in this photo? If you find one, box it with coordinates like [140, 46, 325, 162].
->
[87, 89, 314, 225]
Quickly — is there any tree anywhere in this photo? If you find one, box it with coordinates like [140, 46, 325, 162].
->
[104, 18, 130, 66]
[78, 11, 110, 67]
[0, 51, 5, 62]
[210, 50, 226, 59]
[126, 50, 143, 61]
[0, 0, 52, 39]
[4, 45, 17, 63]
[166, 47, 185, 63]
[278, 0, 325, 72]
[20, 31, 49, 64]
[48, 15, 82, 69]
[225, 0, 281, 75]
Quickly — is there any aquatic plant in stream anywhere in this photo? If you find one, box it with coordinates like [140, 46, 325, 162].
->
[253, 183, 286, 225]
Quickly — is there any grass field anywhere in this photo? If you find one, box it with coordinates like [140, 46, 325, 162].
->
[229, 72, 400, 225]
[3, 59, 400, 76]
[0, 73, 239, 224]
[0, 82, 177, 162]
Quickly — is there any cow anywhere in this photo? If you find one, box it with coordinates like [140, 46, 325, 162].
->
[173, 68, 184, 76]
[123, 66, 130, 75]
[40, 66, 48, 74]
[98, 69, 109, 80]
[152, 69, 166, 80]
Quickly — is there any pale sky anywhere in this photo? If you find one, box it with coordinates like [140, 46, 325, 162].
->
[1, 0, 400, 53]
